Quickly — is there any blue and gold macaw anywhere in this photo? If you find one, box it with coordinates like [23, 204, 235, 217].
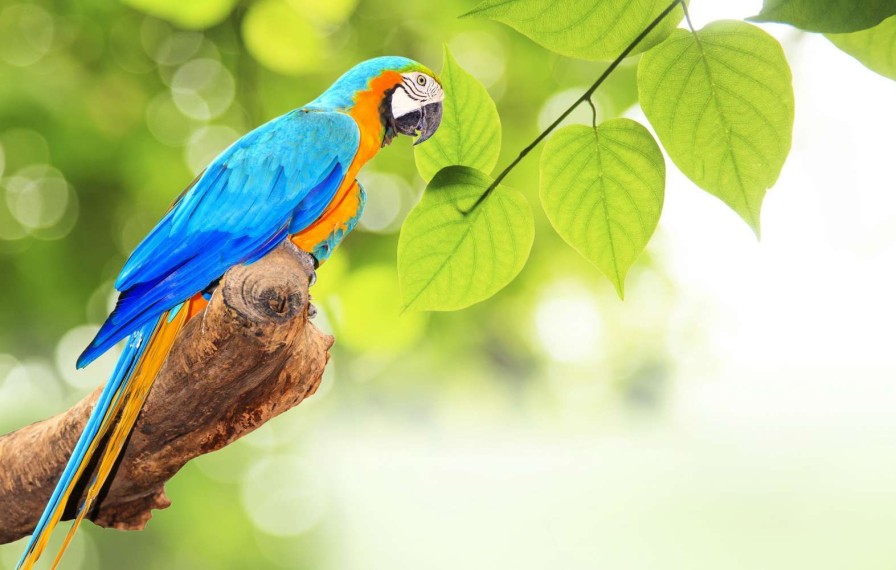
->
[18, 56, 444, 569]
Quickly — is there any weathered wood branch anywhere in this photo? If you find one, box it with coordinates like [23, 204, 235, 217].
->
[0, 242, 332, 545]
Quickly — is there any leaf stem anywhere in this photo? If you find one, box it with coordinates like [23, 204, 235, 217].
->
[680, 0, 696, 33]
[461, 0, 685, 215]
[586, 97, 598, 128]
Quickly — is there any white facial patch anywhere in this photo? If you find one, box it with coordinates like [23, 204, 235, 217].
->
[390, 87, 419, 119]
[392, 72, 444, 119]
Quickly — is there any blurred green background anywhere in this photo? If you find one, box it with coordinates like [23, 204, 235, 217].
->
[2, 0, 896, 568]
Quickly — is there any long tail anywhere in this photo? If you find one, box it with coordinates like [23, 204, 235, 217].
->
[18, 296, 203, 569]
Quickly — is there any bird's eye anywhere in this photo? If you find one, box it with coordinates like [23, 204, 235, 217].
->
[416, 75, 427, 86]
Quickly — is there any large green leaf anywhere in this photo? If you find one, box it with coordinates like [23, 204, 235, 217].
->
[414, 47, 501, 182]
[540, 120, 664, 298]
[638, 21, 794, 236]
[827, 15, 896, 81]
[461, 0, 685, 62]
[398, 166, 534, 311]
[750, 0, 896, 33]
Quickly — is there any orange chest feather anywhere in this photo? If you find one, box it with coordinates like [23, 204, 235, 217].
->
[290, 71, 402, 251]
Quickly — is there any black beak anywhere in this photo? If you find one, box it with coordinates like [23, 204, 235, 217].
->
[392, 101, 443, 145]
[413, 101, 442, 145]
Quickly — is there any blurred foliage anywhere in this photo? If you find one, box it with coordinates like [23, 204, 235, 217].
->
[750, 0, 896, 33]
[827, 14, 896, 81]
[0, 0, 680, 567]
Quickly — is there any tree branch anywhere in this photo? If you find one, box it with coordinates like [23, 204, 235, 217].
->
[0, 241, 332, 545]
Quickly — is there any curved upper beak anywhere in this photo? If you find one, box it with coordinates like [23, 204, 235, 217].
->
[413, 101, 443, 146]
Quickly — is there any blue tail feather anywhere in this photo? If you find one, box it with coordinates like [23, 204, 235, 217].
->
[17, 318, 159, 569]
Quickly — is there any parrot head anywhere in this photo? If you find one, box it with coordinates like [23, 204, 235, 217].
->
[309, 56, 443, 147]
[385, 68, 444, 146]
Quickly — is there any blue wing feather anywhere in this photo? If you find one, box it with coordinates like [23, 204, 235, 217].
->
[79, 109, 360, 368]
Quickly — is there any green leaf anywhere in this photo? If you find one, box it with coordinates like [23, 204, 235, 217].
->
[461, 0, 685, 62]
[540, 120, 664, 299]
[638, 21, 794, 236]
[750, 0, 896, 33]
[414, 47, 501, 182]
[398, 166, 534, 311]
[827, 15, 896, 81]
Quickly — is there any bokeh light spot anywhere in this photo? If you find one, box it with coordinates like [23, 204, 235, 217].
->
[287, 0, 359, 25]
[122, 0, 239, 30]
[356, 171, 409, 233]
[242, 0, 323, 76]
[241, 454, 329, 536]
[4, 165, 76, 236]
[171, 58, 235, 120]
[449, 31, 506, 88]
[0, 4, 54, 67]
[55, 325, 121, 392]
[185, 125, 240, 174]
[141, 19, 203, 66]
[0, 358, 64, 433]
[146, 92, 197, 146]
[533, 281, 605, 363]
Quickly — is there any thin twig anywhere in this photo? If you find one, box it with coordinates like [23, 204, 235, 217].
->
[461, 0, 684, 215]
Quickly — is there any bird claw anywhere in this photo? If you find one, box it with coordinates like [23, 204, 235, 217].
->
[295, 248, 318, 286]
[290, 246, 318, 311]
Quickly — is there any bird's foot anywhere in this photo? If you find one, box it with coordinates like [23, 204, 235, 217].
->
[288, 244, 319, 316]
[294, 249, 318, 287]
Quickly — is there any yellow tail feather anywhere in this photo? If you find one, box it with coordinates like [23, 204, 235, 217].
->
[50, 306, 189, 569]
[21, 357, 136, 569]
[20, 303, 192, 570]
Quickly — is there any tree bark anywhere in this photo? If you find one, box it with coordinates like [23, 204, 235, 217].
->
[0, 242, 332, 545]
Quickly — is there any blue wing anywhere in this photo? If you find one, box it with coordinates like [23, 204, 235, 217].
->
[78, 109, 360, 368]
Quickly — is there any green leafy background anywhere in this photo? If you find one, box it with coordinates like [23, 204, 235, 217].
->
[1, 0, 896, 569]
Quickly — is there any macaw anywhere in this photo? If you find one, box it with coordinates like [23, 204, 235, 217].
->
[18, 56, 444, 569]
